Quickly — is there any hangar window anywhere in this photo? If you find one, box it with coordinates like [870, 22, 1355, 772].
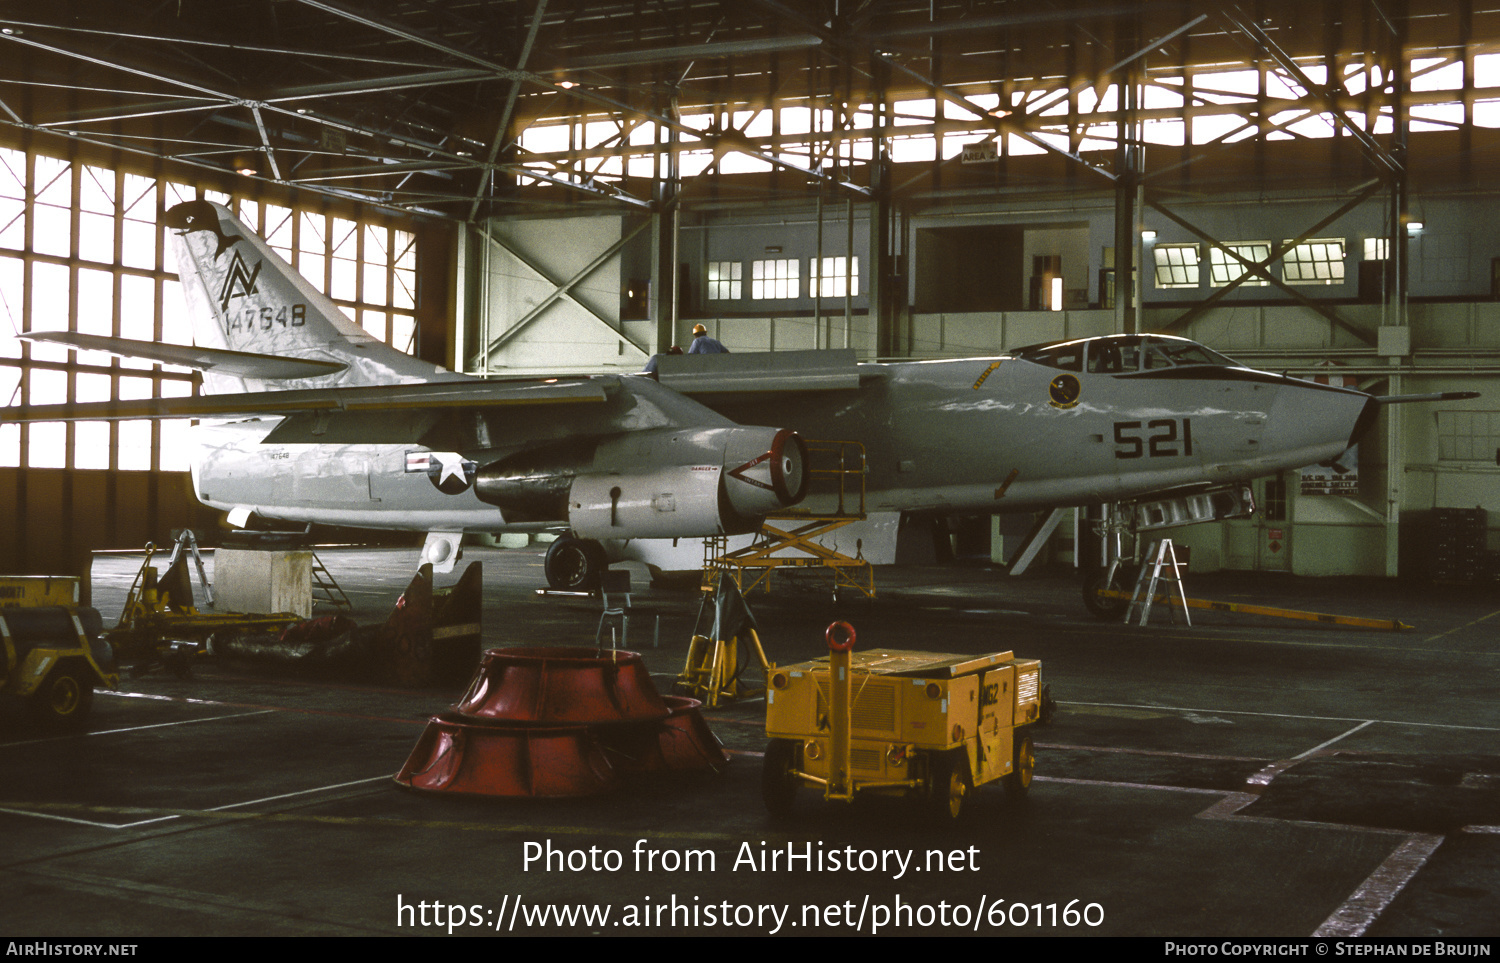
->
[810, 256, 859, 298]
[751, 259, 799, 299]
[1209, 242, 1272, 286]
[0, 144, 426, 475]
[1437, 410, 1500, 461]
[706, 261, 742, 300]
[1153, 243, 1200, 288]
[1282, 239, 1346, 285]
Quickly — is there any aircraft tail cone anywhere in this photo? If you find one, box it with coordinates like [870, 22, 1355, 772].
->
[454, 646, 671, 725]
[394, 713, 619, 797]
[595, 695, 729, 773]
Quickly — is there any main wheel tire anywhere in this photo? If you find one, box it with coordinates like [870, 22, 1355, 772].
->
[29, 665, 93, 730]
[762, 738, 801, 816]
[1082, 568, 1130, 621]
[544, 537, 605, 592]
[927, 750, 971, 823]
[1003, 731, 1035, 800]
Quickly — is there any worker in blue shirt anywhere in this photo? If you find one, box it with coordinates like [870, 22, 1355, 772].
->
[687, 323, 728, 354]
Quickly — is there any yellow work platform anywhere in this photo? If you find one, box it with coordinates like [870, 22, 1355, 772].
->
[706, 440, 875, 599]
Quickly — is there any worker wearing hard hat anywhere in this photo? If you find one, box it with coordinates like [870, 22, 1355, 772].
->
[687, 323, 728, 354]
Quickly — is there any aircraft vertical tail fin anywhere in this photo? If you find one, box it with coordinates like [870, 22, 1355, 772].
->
[164, 200, 454, 393]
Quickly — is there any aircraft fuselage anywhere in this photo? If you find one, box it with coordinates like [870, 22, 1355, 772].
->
[191, 337, 1373, 530]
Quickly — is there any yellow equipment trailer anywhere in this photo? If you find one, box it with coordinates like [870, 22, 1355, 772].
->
[762, 622, 1048, 821]
[0, 606, 118, 729]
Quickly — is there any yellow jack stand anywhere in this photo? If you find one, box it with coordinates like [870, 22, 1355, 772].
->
[676, 573, 773, 707]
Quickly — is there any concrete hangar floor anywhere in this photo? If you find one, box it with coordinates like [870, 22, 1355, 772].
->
[2, 545, 1496, 938]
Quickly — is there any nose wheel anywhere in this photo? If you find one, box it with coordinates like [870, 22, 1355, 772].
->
[1082, 564, 1129, 621]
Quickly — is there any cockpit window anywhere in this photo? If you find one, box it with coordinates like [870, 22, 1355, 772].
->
[1015, 335, 1239, 374]
[1143, 338, 1237, 368]
[1014, 342, 1084, 371]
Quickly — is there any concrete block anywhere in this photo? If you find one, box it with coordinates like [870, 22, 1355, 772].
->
[214, 548, 312, 618]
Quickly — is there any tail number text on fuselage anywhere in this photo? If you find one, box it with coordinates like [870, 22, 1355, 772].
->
[1113, 418, 1193, 458]
[230, 304, 307, 332]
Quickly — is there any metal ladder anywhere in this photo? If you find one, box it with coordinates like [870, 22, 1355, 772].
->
[1126, 538, 1192, 626]
[165, 530, 214, 606]
[310, 552, 352, 610]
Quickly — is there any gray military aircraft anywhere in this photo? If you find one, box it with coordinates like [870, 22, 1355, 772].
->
[10, 201, 1470, 614]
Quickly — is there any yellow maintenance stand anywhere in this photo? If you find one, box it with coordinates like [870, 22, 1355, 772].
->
[762, 622, 1050, 821]
[707, 440, 875, 600]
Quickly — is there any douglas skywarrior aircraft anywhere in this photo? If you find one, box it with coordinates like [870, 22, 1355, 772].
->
[9, 201, 1474, 615]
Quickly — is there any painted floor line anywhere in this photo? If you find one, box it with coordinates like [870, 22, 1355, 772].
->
[206, 775, 394, 814]
[1041, 742, 1268, 763]
[0, 800, 745, 841]
[1421, 607, 1500, 645]
[0, 710, 277, 749]
[1292, 720, 1376, 760]
[1070, 700, 1500, 732]
[1312, 833, 1445, 938]
[94, 688, 428, 726]
[0, 806, 175, 830]
[0, 776, 394, 831]
[1033, 775, 1225, 795]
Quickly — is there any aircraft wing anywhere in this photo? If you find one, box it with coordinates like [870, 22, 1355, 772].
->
[655, 348, 873, 396]
[18, 331, 349, 380]
[2, 375, 609, 423]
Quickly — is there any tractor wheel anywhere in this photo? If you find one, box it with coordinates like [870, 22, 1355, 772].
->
[762, 739, 801, 817]
[544, 537, 605, 592]
[927, 750, 971, 823]
[1004, 731, 1035, 800]
[29, 664, 93, 730]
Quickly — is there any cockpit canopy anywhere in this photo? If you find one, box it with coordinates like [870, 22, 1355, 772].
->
[1013, 334, 1241, 374]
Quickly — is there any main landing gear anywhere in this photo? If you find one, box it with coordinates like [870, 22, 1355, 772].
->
[544, 536, 606, 592]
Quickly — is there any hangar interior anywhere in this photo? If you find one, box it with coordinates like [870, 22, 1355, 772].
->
[5, 2, 1500, 942]
[0, 0, 1496, 584]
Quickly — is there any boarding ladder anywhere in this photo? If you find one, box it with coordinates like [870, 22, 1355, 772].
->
[705, 440, 875, 600]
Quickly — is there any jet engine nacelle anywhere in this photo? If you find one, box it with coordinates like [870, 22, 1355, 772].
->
[473, 426, 808, 539]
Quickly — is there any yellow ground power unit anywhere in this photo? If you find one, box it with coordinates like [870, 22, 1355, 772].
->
[762, 622, 1049, 821]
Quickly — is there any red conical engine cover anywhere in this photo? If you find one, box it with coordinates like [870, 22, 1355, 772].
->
[394, 713, 619, 798]
[454, 646, 670, 725]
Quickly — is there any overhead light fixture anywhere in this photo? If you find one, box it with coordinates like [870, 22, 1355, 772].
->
[1141, 229, 1158, 240]
[557, 80, 578, 89]
[1406, 221, 1424, 232]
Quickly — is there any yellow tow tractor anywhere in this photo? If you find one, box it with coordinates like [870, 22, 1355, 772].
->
[0, 578, 118, 730]
[762, 622, 1052, 821]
